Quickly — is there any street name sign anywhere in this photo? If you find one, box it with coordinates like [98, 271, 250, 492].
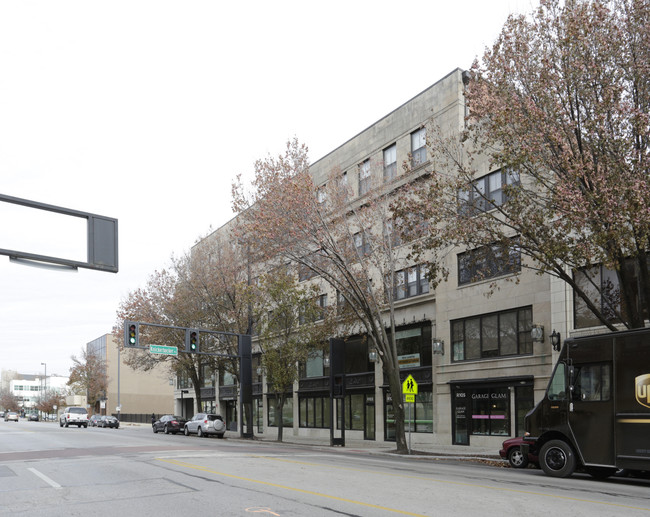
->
[149, 344, 178, 356]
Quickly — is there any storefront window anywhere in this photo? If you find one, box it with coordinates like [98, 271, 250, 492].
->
[254, 398, 263, 433]
[299, 350, 329, 378]
[453, 384, 521, 443]
[299, 395, 330, 428]
[385, 389, 432, 439]
[471, 388, 509, 436]
[345, 338, 373, 373]
[390, 325, 432, 368]
[201, 400, 216, 413]
[268, 396, 293, 427]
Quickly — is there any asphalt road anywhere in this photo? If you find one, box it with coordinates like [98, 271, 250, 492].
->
[1, 420, 649, 516]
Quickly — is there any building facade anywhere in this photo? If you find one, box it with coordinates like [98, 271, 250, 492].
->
[190, 68, 597, 449]
[2, 371, 68, 413]
[87, 334, 175, 420]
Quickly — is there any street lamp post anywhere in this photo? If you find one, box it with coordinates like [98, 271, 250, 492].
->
[40, 363, 46, 421]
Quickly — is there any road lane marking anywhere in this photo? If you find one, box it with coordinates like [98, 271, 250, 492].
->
[246, 507, 281, 515]
[255, 456, 650, 513]
[156, 457, 428, 516]
[27, 467, 61, 489]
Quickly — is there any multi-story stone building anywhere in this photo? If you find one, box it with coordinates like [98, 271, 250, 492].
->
[190, 68, 592, 449]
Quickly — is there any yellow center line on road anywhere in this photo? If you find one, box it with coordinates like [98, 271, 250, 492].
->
[156, 457, 428, 516]
[254, 455, 650, 513]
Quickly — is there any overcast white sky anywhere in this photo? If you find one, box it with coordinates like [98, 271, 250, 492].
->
[0, 0, 535, 377]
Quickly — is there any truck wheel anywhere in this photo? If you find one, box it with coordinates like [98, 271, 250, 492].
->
[508, 447, 529, 468]
[540, 440, 576, 478]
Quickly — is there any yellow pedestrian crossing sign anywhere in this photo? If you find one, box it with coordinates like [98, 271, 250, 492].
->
[402, 374, 418, 395]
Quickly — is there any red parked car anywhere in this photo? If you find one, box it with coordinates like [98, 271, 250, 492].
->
[499, 436, 538, 468]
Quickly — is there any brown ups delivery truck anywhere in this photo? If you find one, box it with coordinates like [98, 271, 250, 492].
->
[524, 328, 650, 478]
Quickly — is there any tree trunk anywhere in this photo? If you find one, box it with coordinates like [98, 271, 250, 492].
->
[386, 363, 408, 453]
[276, 394, 284, 442]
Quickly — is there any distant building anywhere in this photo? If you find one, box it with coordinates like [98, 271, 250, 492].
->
[87, 334, 174, 421]
[1, 370, 68, 410]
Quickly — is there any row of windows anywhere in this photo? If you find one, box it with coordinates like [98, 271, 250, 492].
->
[12, 385, 43, 392]
[458, 239, 521, 286]
[317, 127, 427, 204]
[451, 307, 533, 361]
[394, 264, 429, 300]
[458, 168, 520, 216]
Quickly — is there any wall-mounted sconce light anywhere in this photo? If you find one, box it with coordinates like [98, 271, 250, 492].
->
[323, 355, 330, 368]
[256, 367, 262, 376]
[432, 339, 444, 355]
[368, 348, 378, 363]
[551, 330, 561, 352]
[531, 324, 544, 342]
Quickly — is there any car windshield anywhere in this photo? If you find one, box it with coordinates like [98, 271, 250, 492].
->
[69, 408, 87, 414]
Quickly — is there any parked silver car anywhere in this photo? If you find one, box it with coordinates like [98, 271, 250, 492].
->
[184, 413, 225, 438]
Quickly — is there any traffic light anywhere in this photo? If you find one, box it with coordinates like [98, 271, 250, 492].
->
[185, 329, 199, 353]
[125, 321, 139, 347]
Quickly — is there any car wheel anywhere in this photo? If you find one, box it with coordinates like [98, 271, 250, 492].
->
[164, 425, 169, 435]
[64, 421, 69, 428]
[153, 425, 158, 433]
[508, 447, 529, 468]
[540, 440, 576, 478]
[59, 421, 63, 427]
[184, 426, 189, 436]
[197, 427, 204, 437]
[84, 424, 88, 428]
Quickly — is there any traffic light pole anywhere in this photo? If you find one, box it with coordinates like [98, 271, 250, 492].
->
[123, 320, 254, 438]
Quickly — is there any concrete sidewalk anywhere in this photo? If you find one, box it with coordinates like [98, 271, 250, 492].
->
[238, 434, 502, 461]
[126, 422, 503, 462]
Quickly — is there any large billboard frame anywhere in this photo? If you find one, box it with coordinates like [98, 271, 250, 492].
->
[0, 193, 118, 273]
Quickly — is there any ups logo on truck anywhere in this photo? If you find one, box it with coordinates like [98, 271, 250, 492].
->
[636, 374, 650, 408]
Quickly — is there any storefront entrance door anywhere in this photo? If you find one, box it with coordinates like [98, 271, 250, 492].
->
[453, 389, 470, 445]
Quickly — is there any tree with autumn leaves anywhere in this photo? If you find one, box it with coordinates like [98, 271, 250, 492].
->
[68, 347, 108, 410]
[253, 268, 335, 442]
[232, 139, 420, 453]
[114, 226, 330, 424]
[114, 241, 250, 412]
[395, 0, 650, 330]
